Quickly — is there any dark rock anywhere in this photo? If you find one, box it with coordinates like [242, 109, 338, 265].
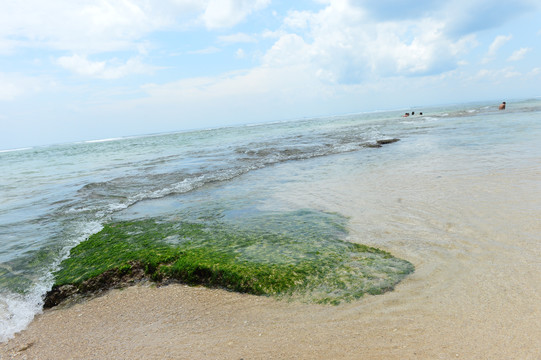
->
[376, 138, 400, 145]
[43, 261, 148, 308]
[365, 138, 400, 148]
[43, 284, 77, 308]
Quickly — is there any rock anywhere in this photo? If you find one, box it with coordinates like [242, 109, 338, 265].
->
[43, 261, 148, 308]
[365, 138, 400, 148]
[43, 284, 77, 308]
[376, 138, 400, 145]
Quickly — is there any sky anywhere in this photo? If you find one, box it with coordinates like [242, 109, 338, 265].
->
[1, 0, 540, 150]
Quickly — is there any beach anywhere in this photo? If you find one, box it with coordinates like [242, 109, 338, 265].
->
[1, 101, 541, 358]
[2, 122, 541, 359]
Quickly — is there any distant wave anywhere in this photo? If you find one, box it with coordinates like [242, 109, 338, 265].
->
[84, 137, 125, 144]
[0, 147, 33, 153]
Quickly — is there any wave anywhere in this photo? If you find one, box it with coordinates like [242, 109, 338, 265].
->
[69, 135, 402, 224]
[84, 137, 125, 144]
[0, 147, 33, 153]
[0, 285, 45, 343]
[0, 220, 103, 343]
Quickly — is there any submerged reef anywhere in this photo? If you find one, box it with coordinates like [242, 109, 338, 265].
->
[45, 210, 414, 307]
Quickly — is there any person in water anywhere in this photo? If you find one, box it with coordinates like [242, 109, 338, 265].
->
[499, 101, 506, 110]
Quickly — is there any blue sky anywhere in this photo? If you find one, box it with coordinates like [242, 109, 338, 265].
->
[1, 0, 540, 150]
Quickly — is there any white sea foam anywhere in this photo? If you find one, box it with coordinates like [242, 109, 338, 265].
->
[56, 221, 103, 266]
[0, 220, 103, 343]
[84, 137, 124, 143]
[107, 203, 129, 212]
[0, 147, 33, 153]
[0, 285, 45, 343]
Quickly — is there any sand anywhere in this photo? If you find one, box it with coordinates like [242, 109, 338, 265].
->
[0, 282, 424, 360]
[0, 282, 486, 359]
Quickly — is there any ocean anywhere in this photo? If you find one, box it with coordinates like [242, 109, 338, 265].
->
[1, 98, 540, 343]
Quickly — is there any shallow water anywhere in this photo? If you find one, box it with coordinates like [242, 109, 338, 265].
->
[1, 98, 540, 346]
[100, 100, 541, 356]
[266, 118, 541, 357]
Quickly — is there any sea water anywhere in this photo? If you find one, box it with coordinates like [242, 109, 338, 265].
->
[1, 98, 540, 342]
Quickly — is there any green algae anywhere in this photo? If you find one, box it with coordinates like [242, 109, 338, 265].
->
[52, 210, 414, 305]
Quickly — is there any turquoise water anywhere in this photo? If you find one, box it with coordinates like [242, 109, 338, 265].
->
[1, 98, 540, 342]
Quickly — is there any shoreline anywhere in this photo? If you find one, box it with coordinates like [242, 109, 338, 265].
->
[2, 276, 540, 359]
[1, 282, 428, 360]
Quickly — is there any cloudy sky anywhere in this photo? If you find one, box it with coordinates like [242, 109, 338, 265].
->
[1, 0, 540, 149]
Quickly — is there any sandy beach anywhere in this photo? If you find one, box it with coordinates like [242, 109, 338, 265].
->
[2, 120, 541, 359]
[1, 268, 540, 360]
[1, 283, 432, 360]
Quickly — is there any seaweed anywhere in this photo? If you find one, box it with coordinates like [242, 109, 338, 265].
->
[48, 210, 414, 306]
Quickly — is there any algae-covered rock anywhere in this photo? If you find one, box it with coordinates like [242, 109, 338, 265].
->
[46, 210, 414, 306]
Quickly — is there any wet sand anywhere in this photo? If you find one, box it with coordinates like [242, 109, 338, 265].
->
[2, 145, 541, 359]
[0, 283, 432, 360]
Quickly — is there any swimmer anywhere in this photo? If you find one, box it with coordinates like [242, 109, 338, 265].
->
[499, 101, 506, 110]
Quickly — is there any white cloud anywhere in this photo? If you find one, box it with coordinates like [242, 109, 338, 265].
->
[474, 67, 521, 81]
[187, 47, 221, 55]
[507, 47, 531, 61]
[201, 0, 271, 29]
[283, 10, 313, 29]
[0, 38, 20, 55]
[0, 73, 44, 101]
[218, 33, 258, 44]
[56, 54, 158, 79]
[488, 35, 512, 56]
[0, 0, 269, 54]
[481, 34, 512, 63]
[530, 68, 541, 76]
[128, 1, 508, 118]
[0, 1, 174, 53]
[116, 63, 335, 130]
[236, 48, 246, 59]
[0, 79, 23, 101]
[261, 29, 288, 39]
[263, 34, 313, 68]
[261, 1, 474, 84]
